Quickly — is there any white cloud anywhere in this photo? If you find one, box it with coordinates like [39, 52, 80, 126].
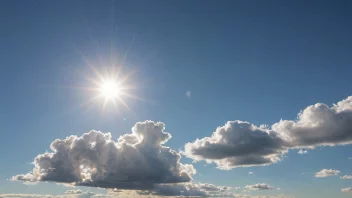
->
[248, 172, 255, 175]
[184, 96, 352, 169]
[341, 187, 352, 193]
[10, 120, 288, 197]
[314, 169, 340, 178]
[297, 150, 308, 154]
[12, 121, 195, 190]
[184, 121, 287, 169]
[245, 183, 274, 190]
[199, 183, 232, 192]
[272, 96, 352, 147]
[65, 190, 83, 194]
[341, 175, 352, 179]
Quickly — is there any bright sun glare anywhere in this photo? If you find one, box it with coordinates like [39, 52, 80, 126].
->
[99, 80, 121, 99]
[79, 64, 137, 109]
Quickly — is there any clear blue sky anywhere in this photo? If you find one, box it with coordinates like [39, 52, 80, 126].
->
[0, 0, 352, 198]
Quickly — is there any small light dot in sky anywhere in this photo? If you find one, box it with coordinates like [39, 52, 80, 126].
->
[186, 91, 191, 97]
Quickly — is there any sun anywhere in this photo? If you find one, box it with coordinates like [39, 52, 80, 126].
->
[76, 63, 139, 110]
[92, 76, 131, 109]
[99, 79, 122, 99]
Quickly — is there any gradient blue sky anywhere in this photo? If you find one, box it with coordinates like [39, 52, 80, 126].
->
[1, 0, 352, 198]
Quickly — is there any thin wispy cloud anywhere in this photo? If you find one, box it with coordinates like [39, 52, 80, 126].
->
[245, 183, 275, 190]
[138, 183, 233, 197]
[341, 187, 352, 193]
[341, 175, 352, 179]
[314, 169, 340, 178]
[64, 190, 83, 194]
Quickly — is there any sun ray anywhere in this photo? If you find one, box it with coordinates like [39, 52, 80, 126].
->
[116, 97, 131, 111]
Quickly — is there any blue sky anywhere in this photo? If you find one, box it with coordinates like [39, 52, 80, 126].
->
[1, 0, 352, 198]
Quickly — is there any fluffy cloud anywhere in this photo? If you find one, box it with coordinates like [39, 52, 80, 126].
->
[272, 96, 352, 147]
[245, 183, 274, 190]
[12, 121, 195, 190]
[184, 96, 352, 169]
[184, 121, 287, 169]
[314, 169, 340, 178]
[341, 187, 352, 193]
[248, 172, 254, 175]
[341, 175, 352, 179]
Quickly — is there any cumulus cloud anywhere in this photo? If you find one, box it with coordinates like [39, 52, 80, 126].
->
[297, 150, 308, 155]
[184, 121, 287, 169]
[248, 172, 254, 175]
[245, 183, 274, 190]
[272, 96, 352, 147]
[341, 187, 352, 193]
[12, 121, 195, 190]
[184, 96, 352, 169]
[341, 175, 352, 179]
[314, 169, 340, 178]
